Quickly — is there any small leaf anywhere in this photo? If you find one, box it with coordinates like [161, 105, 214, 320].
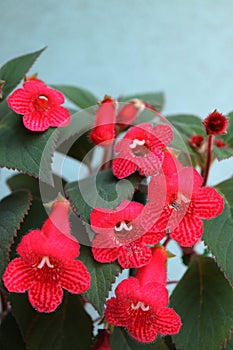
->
[110, 327, 169, 350]
[10, 293, 93, 350]
[65, 169, 142, 227]
[0, 191, 31, 285]
[119, 92, 165, 111]
[52, 84, 98, 109]
[0, 112, 58, 185]
[0, 312, 27, 350]
[170, 255, 233, 350]
[79, 245, 121, 315]
[203, 200, 233, 287]
[0, 48, 46, 99]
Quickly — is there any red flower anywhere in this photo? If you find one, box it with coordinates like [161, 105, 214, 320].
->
[90, 96, 117, 146]
[105, 248, 181, 343]
[90, 200, 159, 269]
[112, 122, 173, 179]
[203, 110, 228, 135]
[215, 139, 226, 148]
[2, 200, 90, 313]
[141, 156, 224, 246]
[92, 330, 111, 350]
[8, 80, 70, 131]
[116, 99, 145, 128]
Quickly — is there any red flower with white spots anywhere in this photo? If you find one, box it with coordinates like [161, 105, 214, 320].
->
[112, 122, 173, 179]
[90, 200, 158, 269]
[2, 200, 90, 313]
[141, 153, 224, 246]
[90, 96, 117, 146]
[8, 80, 70, 131]
[105, 247, 181, 343]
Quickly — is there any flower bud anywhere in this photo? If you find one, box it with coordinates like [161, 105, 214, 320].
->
[203, 110, 228, 135]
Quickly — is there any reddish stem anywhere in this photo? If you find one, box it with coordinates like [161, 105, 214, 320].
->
[163, 236, 171, 248]
[100, 143, 114, 171]
[203, 134, 214, 186]
[0, 289, 8, 315]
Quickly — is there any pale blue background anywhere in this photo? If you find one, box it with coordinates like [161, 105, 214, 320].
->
[0, 0, 233, 298]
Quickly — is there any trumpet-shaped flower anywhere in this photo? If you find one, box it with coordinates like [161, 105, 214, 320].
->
[112, 122, 173, 179]
[90, 200, 160, 269]
[141, 152, 224, 246]
[3, 200, 90, 312]
[106, 247, 181, 343]
[8, 80, 70, 131]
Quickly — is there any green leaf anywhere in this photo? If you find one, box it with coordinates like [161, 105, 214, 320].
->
[110, 327, 169, 350]
[0, 112, 58, 185]
[10, 293, 93, 350]
[52, 84, 98, 109]
[0, 48, 46, 99]
[213, 145, 233, 161]
[65, 169, 142, 227]
[0, 312, 26, 350]
[225, 333, 233, 349]
[170, 255, 233, 350]
[7, 173, 66, 202]
[215, 178, 233, 217]
[118, 92, 165, 111]
[79, 245, 121, 315]
[166, 114, 204, 155]
[0, 191, 31, 285]
[56, 109, 95, 166]
[203, 200, 233, 287]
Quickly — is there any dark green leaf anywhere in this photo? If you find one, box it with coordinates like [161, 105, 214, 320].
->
[118, 92, 164, 111]
[65, 169, 142, 227]
[10, 293, 93, 350]
[52, 84, 98, 109]
[213, 144, 233, 161]
[0, 112, 58, 185]
[166, 114, 204, 155]
[57, 109, 95, 165]
[0, 312, 26, 350]
[203, 200, 233, 287]
[0, 48, 46, 99]
[79, 245, 121, 315]
[216, 178, 233, 217]
[170, 256, 233, 350]
[7, 173, 66, 202]
[110, 327, 169, 350]
[0, 191, 31, 285]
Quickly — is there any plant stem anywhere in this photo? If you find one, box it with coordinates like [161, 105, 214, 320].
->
[100, 144, 114, 171]
[203, 134, 214, 186]
[163, 236, 171, 248]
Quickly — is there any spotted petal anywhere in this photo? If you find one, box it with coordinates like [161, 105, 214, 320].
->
[28, 281, 64, 313]
[61, 260, 90, 294]
[117, 242, 152, 268]
[2, 257, 34, 292]
[170, 214, 203, 247]
[192, 187, 224, 219]
[155, 307, 182, 335]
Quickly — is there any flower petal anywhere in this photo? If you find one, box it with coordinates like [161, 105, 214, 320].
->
[60, 260, 90, 294]
[137, 151, 163, 176]
[92, 246, 119, 263]
[140, 282, 169, 309]
[23, 111, 50, 131]
[2, 258, 34, 292]
[151, 124, 173, 150]
[8, 88, 31, 114]
[105, 297, 132, 326]
[28, 281, 64, 313]
[192, 187, 224, 219]
[112, 157, 137, 179]
[117, 243, 152, 268]
[127, 312, 158, 343]
[155, 307, 182, 335]
[47, 106, 70, 127]
[170, 214, 203, 246]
